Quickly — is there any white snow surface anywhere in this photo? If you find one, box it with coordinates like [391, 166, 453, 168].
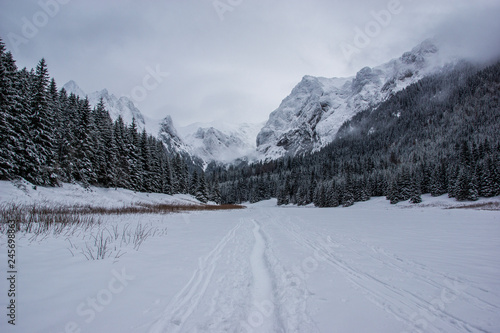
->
[1, 182, 499, 333]
[0, 180, 201, 208]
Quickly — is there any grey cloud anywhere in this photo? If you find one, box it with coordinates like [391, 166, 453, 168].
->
[1, 0, 499, 126]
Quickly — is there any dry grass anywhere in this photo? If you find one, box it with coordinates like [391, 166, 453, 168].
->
[78, 203, 246, 215]
[447, 201, 500, 211]
[0, 201, 239, 260]
[0, 202, 245, 235]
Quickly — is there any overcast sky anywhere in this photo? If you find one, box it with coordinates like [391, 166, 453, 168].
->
[1, 0, 500, 126]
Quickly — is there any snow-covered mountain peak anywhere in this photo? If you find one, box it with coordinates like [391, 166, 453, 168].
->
[177, 121, 264, 164]
[61, 80, 262, 165]
[62, 81, 146, 130]
[157, 115, 188, 154]
[256, 39, 453, 160]
[404, 38, 438, 61]
[62, 40, 456, 165]
[63, 80, 87, 98]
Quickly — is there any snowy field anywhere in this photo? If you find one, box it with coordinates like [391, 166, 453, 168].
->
[1, 181, 499, 333]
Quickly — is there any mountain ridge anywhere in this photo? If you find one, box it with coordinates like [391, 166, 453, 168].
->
[256, 39, 455, 160]
[63, 39, 458, 164]
[62, 81, 262, 165]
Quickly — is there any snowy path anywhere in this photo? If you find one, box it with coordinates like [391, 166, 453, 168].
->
[2, 197, 499, 333]
[140, 205, 499, 333]
[247, 219, 278, 332]
[147, 218, 283, 333]
[148, 221, 243, 333]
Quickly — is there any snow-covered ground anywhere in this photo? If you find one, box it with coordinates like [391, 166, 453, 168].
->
[0, 180, 202, 208]
[1, 182, 499, 333]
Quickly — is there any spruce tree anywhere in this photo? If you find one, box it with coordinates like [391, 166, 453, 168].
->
[195, 172, 209, 203]
[0, 43, 20, 179]
[26, 58, 56, 184]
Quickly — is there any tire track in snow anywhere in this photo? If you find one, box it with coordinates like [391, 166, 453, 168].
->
[148, 221, 242, 333]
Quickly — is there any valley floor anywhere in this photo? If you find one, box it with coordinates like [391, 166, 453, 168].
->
[0, 183, 499, 332]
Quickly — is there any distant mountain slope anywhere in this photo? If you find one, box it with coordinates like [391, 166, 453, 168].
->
[256, 39, 454, 159]
[63, 80, 146, 128]
[178, 121, 263, 164]
[62, 40, 458, 164]
[214, 60, 500, 206]
[62, 81, 262, 165]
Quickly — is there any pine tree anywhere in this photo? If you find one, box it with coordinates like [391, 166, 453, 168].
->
[160, 151, 173, 194]
[210, 178, 222, 204]
[147, 136, 162, 192]
[455, 167, 470, 201]
[16, 68, 38, 183]
[93, 98, 118, 186]
[387, 179, 400, 204]
[468, 170, 479, 201]
[195, 172, 209, 203]
[277, 185, 289, 206]
[139, 128, 152, 191]
[73, 98, 96, 185]
[189, 170, 199, 196]
[127, 118, 142, 191]
[409, 177, 422, 204]
[113, 116, 131, 188]
[430, 163, 447, 196]
[0, 43, 21, 179]
[327, 181, 340, 207]
[56, 90, 77, 182]
[23, 58, 57, 184]
[478, 158, 495, 197]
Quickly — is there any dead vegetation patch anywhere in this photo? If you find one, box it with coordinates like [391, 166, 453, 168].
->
[446, 201, 500, 211]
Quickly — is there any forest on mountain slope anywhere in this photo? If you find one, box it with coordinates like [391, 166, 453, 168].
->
[209, 61, 500, 206]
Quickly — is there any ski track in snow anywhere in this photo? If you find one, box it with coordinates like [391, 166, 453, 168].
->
[271, 211, 494, 333]
[246, 218, 279, 332]
[143, 208, 498, 333]
[148, 218, 284, 333]
[148, 221, 243, 333]
[146, 213, 330, 333]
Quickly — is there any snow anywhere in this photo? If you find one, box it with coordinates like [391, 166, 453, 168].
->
[1, 182, 499, 333]
[256, 39, 458, 160]
[63, 79, 265, 164]
[177, 121, 264, 164]
[0, 180, 201, 208]
[63, 80, 151, 133]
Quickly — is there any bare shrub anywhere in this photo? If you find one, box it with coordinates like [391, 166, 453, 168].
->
[0, 201, 242, 260]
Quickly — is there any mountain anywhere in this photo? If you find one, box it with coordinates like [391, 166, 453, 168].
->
[177, 121, 263, 164]
[62, 39, 454, 165]
[215, 59, 500, 205]
[62, 80, 263, 165]
[157, 117, 264, 167]
[256, 39, 454, 160]
[157, 115, 194, 157]
[62, 80, 150, 132]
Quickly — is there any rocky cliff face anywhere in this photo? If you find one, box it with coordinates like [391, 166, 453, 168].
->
[256, 39, 450, 159]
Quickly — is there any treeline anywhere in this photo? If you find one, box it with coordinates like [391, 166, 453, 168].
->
[209, 60, 500, 206]
[0, 38, 220, 203]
